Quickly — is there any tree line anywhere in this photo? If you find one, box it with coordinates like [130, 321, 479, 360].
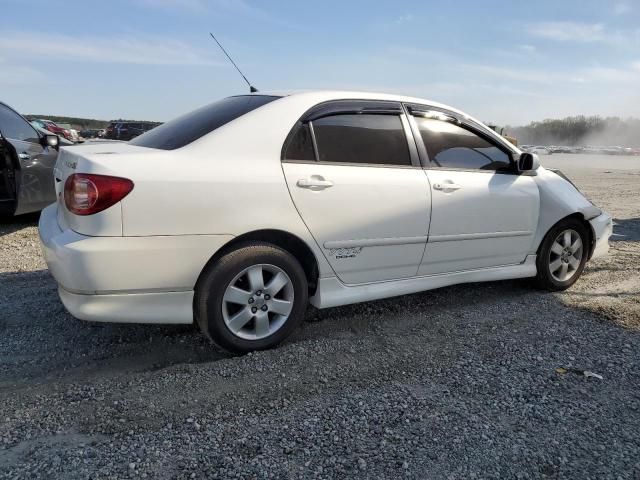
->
[506, 116, 640, 147]
[27, 113, 640, 147]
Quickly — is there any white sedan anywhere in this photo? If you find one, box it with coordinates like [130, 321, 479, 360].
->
[39, 91, 612, 352]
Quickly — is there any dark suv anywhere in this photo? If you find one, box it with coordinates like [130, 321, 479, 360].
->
[106, 121, 160, 141]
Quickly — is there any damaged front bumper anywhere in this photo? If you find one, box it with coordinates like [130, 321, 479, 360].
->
[589, 212, 613, 260]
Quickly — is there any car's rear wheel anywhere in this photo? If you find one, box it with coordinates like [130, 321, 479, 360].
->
[196, 242, 308, 353]
[534, 218, 589, 291]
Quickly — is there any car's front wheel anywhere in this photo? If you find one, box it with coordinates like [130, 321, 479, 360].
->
[195, 242, 308, 353]
[534, 218, 589, 291]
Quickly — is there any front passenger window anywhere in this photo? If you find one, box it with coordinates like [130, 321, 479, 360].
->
[415, 117, 511, 171]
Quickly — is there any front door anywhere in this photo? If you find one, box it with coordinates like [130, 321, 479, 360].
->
[0, 104, 58, 214]
[0, 138, 17, 214]
[407, 112, 539, 275]
[282, 106, 431, 284]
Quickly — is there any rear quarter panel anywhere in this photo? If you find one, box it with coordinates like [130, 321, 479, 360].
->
[55, 145, 137, 237]
[119, 96, 336, 277]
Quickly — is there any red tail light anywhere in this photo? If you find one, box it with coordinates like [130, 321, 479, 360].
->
[64, 174, 134, 215]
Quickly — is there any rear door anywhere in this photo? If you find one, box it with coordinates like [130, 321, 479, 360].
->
[0, 104, 57, 214]
[281, 101, 431, 284]
[407, 108, 539, 275]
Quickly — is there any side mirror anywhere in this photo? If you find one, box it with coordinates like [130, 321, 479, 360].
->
[518, 152, 540, 173]
[42, 134, 59, 149]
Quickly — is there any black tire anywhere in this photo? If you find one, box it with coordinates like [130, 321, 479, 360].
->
[195, 242, 308, 353]
[534, 218, 589, 291]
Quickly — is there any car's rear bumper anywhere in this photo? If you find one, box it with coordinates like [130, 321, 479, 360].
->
[38, 203, 233, 324]
[589, 212, 612, 260]
[58, 287, 194, 324]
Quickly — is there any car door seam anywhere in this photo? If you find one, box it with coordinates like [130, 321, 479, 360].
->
[278, 161, 341, 279]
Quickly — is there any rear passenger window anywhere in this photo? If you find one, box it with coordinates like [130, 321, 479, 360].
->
[312, 114, 411, 166]
[284, 123, 315, 161]
[414, 117, 512, 171]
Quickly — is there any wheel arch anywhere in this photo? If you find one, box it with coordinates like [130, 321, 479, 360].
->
[195, 229, 320, 296]
[537, 212, 595, 259]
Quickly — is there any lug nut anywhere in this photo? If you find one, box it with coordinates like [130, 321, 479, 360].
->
[261, 305, 268, 311]
[248, 297, 254, 304]
[264, 294, 271, 300]
[256, 290, 262, 296]
[251, 307, 258, 313]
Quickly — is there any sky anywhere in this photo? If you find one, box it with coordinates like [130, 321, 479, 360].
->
[0, 0, 639, 125]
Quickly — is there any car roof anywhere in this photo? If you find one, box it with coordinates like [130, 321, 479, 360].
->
[250, 89, 467, 117]
[246, 90, 508, 147]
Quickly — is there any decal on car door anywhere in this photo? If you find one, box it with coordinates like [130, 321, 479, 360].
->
[329, 247, 362, 259]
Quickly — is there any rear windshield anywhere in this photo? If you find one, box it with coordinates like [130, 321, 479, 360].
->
[130, 95, 280, 150]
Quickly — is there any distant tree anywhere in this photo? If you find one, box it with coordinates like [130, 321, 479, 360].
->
[506, 116, 640, 147]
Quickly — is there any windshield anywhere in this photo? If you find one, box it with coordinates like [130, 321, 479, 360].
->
[130, 95, 280, 150]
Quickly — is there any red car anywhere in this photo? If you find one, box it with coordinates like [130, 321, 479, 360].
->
[31, 119, 72, 141]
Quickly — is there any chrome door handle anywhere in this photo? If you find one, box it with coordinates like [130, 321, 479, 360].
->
[297, 176, 334, 190]
[18, 152, 31, 160]
[433, 182, 462, 191]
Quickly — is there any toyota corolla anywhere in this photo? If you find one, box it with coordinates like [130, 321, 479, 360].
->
[39, 91, 612, 352]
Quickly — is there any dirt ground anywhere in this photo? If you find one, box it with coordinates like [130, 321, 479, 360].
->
[0, 154, 638, 479]
[541, 154, 640, 328]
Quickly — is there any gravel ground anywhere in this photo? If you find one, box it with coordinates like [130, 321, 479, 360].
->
[1, 155, 638, 479]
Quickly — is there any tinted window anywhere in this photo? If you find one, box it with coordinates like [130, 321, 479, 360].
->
[312, 114, 411, 166]
[284, 123, 315, 161]
[415, 117, 512, 171]
[0, 105, 39, 143]
[130, 95, 280, 150]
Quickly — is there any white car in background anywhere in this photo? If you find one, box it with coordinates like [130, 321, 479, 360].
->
[524, 146, 552, 155]
[57, 123, 80, 143]
[39, 91, 612, 352]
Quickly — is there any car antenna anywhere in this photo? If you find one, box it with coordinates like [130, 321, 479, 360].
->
[209, 32, 258, 93]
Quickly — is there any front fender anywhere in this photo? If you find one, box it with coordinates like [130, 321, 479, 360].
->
[531, 167, 601, 252]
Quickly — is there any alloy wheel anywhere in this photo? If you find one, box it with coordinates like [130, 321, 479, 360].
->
[549, 228, 583, 282]
[221, 263, 294, 340]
